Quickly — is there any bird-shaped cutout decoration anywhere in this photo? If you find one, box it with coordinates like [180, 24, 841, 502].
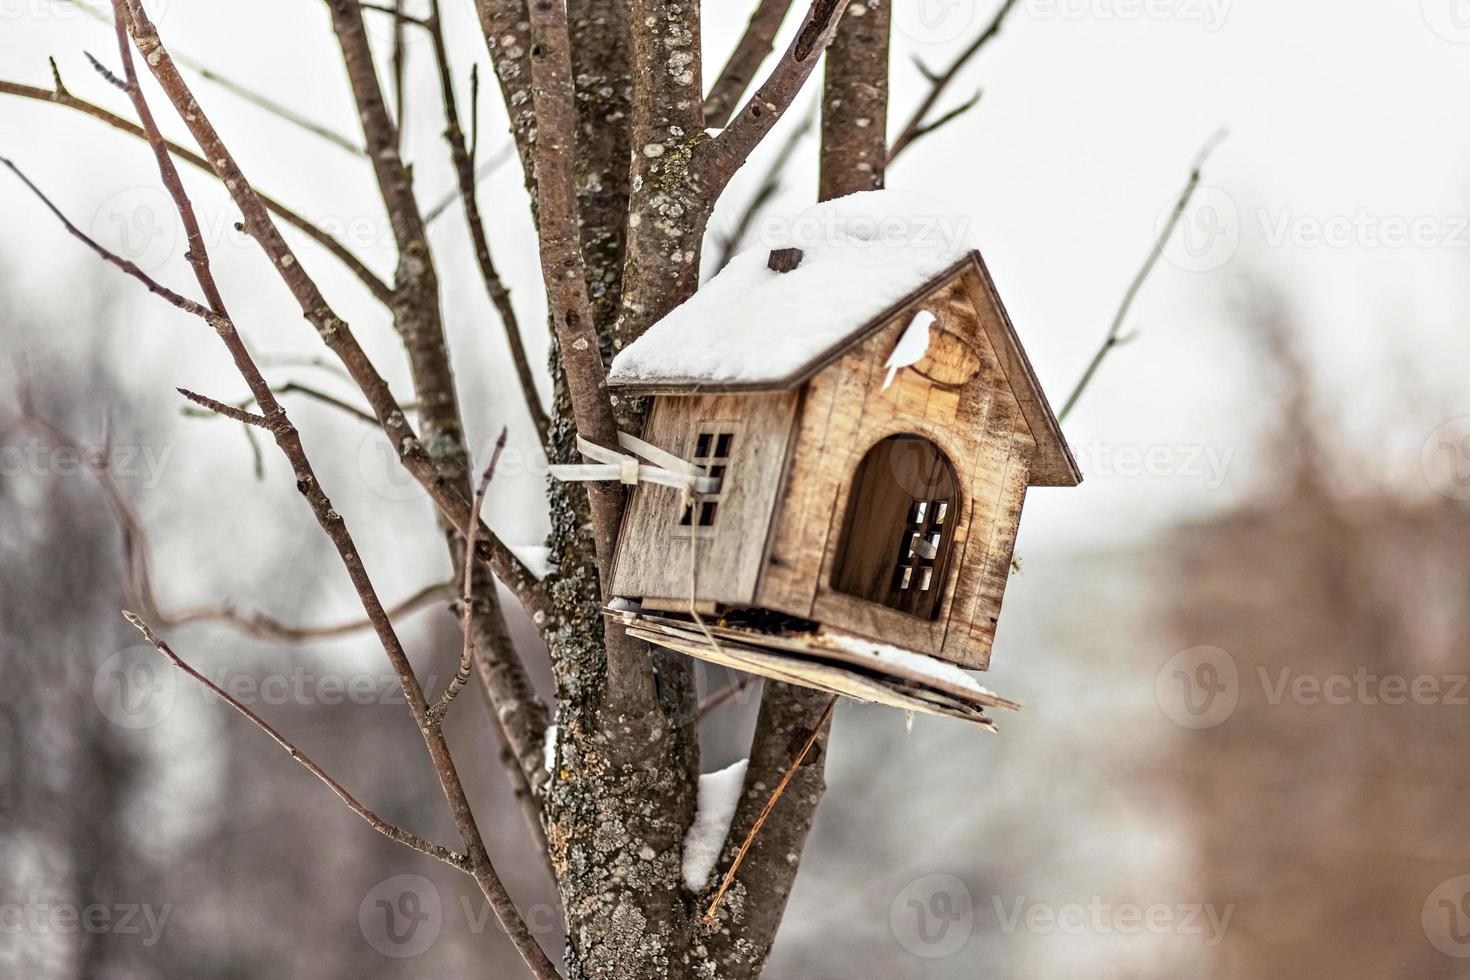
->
[883, 309, 936, 390]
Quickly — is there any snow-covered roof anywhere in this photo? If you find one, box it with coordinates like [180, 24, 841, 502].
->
[608, 190, 973, 391]
[608, 190, 1082, 487]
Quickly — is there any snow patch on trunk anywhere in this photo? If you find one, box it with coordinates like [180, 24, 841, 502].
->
[543, 724, 558, 774]
[682, 758, 749, 892]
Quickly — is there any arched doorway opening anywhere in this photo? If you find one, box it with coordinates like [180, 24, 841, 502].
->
[831, 434, 960, 620]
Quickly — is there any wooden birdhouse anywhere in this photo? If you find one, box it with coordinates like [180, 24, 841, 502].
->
[591, 192, 1080, 728]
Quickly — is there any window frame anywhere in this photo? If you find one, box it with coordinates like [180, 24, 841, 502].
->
[673, 420, 740, 539]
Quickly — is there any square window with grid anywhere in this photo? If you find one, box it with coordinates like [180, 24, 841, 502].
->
[677, 425, 735, 534]
[893, 499, 950, 594]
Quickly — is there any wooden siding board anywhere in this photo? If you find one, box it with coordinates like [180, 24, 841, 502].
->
[610, 391, 798, 605]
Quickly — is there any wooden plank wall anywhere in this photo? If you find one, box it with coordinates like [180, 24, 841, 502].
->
[609, 390, 800, 606]
[756, 269, 1037, 669]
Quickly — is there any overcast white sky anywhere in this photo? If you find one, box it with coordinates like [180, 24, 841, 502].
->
[2, 0, 1467, 565]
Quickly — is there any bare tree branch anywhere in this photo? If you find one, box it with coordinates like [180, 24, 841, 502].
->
[0, 155, 221, 323]
[711, 101, 815, 273]
[700, 0, 849, 187]
[888, 89, 981, 162]
[525, 0, 625, 585]
[104, 6, 560, 972]
[124, 612, 470, 869]
[1058, 130, 1227, 421]
[176, 386, 271, 427]
[326, 0, 555, 821]
[84, 4, 547, 618]
[887, 0, 1017, 165]
[0, 81, 393, 303]
[431, 426, 508, 722]
[704, 0, 795, 129]
[427, 2, 550, 446]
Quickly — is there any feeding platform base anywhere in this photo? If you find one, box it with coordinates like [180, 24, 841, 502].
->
[608, 604, 1019, 730]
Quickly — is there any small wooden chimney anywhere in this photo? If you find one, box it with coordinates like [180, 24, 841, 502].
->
[767, 247, 803, 273]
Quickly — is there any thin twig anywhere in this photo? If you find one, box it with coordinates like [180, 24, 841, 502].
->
[712, 100, 815, 273]
[176, 387, 271, 427]
[703, 0, 795, 128]
[427, 1, 549, 446]
[893, 89, 982, 158]
[699, 0, 850, 188]
[271, 381, 379, 425]
[123, 612, 469, 870]
[887, 0, 1018, 165]
[0, 155, 221, 323]
[0, 81, 392, 302]
[83, 50, 125, 90]
[59, 0, 367, 154]
[703, 694, 838, 925]
[18, 382, 458, 643]
[392, 0, 408, 142]
[194, 64, 364, 155]
[431, 426, 508, 722]
[696, 675, 753, 723]
[254, 352, 352, 380]
[423, 145, 515, 224]
[1057, 130, 1227, 422]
